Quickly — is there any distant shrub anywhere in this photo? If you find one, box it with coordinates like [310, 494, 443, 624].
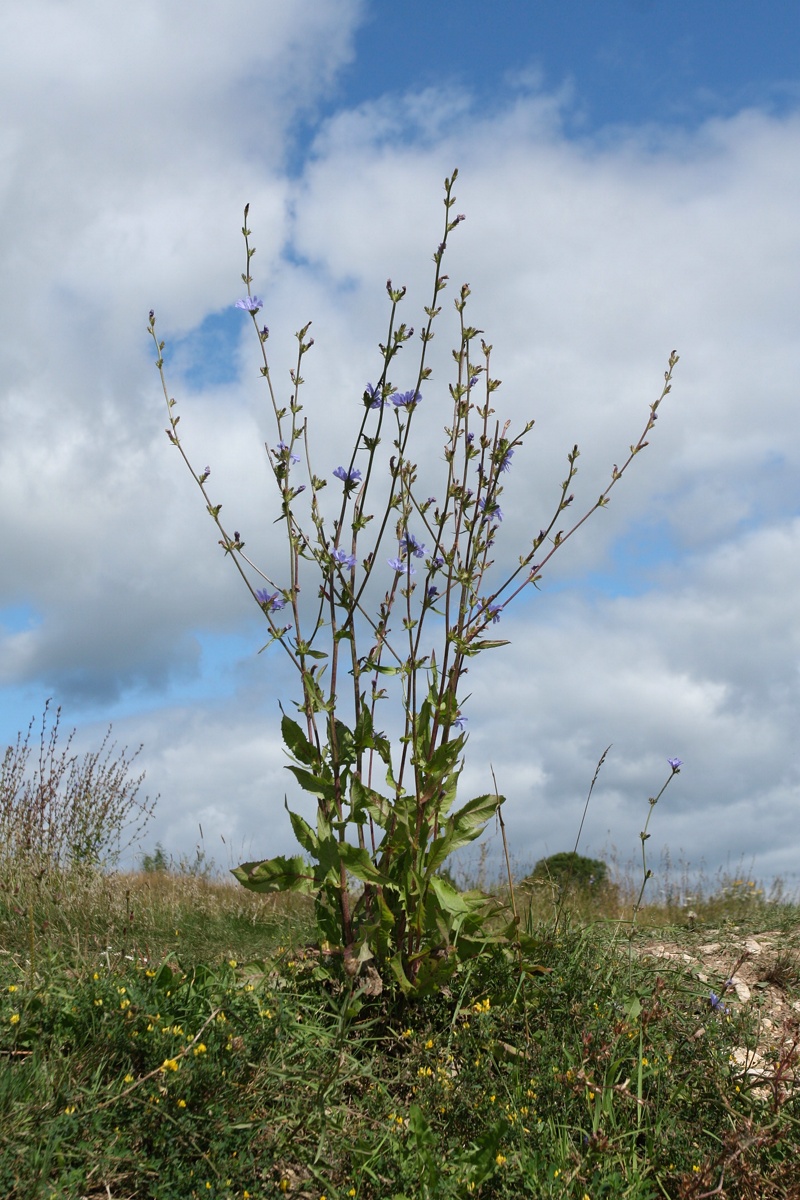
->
[0, 701, 156, 880]
[141, 842, 169, 873]
[527, 851, 609, 893]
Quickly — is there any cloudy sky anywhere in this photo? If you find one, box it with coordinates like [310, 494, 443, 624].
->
[2, 0, 799, 893]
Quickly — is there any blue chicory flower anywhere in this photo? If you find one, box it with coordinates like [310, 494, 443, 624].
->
[364, 382, 383, 409]
[487, 604, 502, 624]
[499, 449, 514, 473]
[391, 390, 422, 408]
[478, 497, 504, 524]
[709, 992, 729, 1015]
[453, 715, 468, 731]
[400, 531, 426, 558]
[388, 557, 416, 575]
[276, 441, 300, 464]
[255, 589, 286, 612]
[668, 758, 683, 771]
[331, 547, 357, 570]
[235, 296, 263, 312]
[333, 466, 362, 485]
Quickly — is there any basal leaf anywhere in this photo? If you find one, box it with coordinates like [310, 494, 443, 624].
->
[232, 855, 316, 895]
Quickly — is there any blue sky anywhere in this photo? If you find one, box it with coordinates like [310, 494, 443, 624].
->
[344, 1, 799, 131]
[1, 0, 799, 888]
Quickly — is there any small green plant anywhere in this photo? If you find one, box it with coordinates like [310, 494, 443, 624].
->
[151, 170, 678, 993]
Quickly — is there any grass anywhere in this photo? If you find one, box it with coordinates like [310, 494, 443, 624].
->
[1, 865, 799, 1199]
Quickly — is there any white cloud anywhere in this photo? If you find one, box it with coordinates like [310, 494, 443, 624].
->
[1, 5, 798, 890]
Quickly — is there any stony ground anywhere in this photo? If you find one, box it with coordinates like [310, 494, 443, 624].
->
[636, 924, 800, 1098]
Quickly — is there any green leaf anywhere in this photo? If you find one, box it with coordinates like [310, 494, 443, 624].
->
[427, 873, 477, 917]
[337, 843, 392, 887]
[232, 855, 316, 895]
[285, 805, 318, 856]
[466, 638, 510, 652]
[281, 713, 320, 767]
[427, 792, 502, 872]
[285, 765, 336, 803]
[350, 776, 392, 827]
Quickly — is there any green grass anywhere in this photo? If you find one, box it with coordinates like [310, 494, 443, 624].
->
[1, 868, 798, 1199]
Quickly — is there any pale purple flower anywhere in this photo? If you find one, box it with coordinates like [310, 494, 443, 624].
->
[364, 382, 383, 409]
[499, 449, 514, 473]
[668, 758, 683, 771]
[468, 375, 479, 389]
[478, 497, 504, 524]
[391, 390, 422, 408]
[331, 547, 357, 570]
[427, 585, 439, 601]
[255, 589, 286, 612]
[333, 466, 362, 486]
[487, 603, 502, 624]
[388, 557, 416, 575]
[453, 715, 468, 731]
[400, 531, 425, 558]
[709, 991, 729, 1015]
[235, 296, 263, 312]
[276, 441, 300, 464]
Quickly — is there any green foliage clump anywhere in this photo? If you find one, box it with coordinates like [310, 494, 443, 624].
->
[529, 851, 609, 892]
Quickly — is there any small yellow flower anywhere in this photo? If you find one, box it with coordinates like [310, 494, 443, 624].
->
[7, 985, 17, 993]
[146, 969, 156, 977]
[193, 1043, 207, 1056]
[400, 1028, 412, 1039]
[348, 1191, 356, 1198]
[94, 999, 103, 1007]
[228, 959, 237, 968]
[64, 1105, 77, 1115]
[425, 1038, 434, 1049]
[120, 999, 131, 1010]
[279, 1180, 290, 1193]
[495, 1153, 507, 1166]
[161, 1058, 179, 1072]
[117, 986, 126, 995]
[9, 1013, 20, 1025]
[124, 1074, 134, 1084]
[177, 1098, 186, 1108]
[93, 972, 99, 981]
